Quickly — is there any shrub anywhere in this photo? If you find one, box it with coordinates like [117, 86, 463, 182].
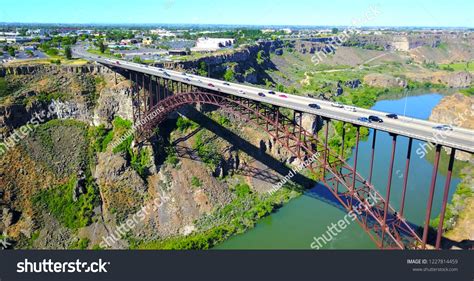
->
[191, 176, 202, 187]
[176, 116, 198, 132]
[33, 177, 98, 229]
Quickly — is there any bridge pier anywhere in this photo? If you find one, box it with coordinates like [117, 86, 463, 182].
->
[399, 138, 413, 218]
[422, 144, 442, 249]
[435, 148, 456, 249]
[381, 133, 397, 248]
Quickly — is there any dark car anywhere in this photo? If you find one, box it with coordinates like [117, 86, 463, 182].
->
[208, 83, 215, 87]
[386, 113, 398, 119]
[223, 82, 230, 86]
[308, 103, 320, 109]
[358, 117, 371, 123]
[268, 90, 276, 95]
[368, 115, 383, 123]
[115, 61, 120, 65]
[258, 92, 266, 97]
[163, 72, 170, 77]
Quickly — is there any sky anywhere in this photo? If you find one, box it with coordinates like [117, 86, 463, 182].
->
[1, 0, 473, 27]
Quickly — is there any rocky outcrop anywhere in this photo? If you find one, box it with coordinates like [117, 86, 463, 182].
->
[438, 72, 472, 88]
[429, 93, 473, 161]
[0, 64, 113, 77]
[363, 73, 407, 88]
[93, 81, 133, 127]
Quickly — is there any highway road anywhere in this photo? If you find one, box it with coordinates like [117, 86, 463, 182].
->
[73, 47, 474, 153]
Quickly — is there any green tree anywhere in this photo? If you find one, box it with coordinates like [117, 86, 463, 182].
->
[64, 45, 72, 59]
[223, 68, 234, 81]
[98, 41, 107, 54]
[198, 61, 208, 77]
[7, 47, 15, 57]
[331, 28, 339, 34]
[132, 56, 143, 63]
[256, 50, 265, 65]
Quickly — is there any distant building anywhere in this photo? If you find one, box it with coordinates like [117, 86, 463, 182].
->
[142, 37, 153, 46]
[168, 49, 190, 56]
[191, 37, 235, 52]
[0, 36, 32, 44]
[120, 39, 138, 45]
[150, 29, 176, 38]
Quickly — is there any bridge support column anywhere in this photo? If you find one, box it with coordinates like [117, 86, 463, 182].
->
[435, 148, 456, 249]
[381, 133, 397, 248]
[350, 126, 360, 209]
[399, 138, 413, 218]
[297, 112, 302, 159]
[368, 129, 377, 184]
[322, 118, 330, 180]
[336, 122, 346, 194]
[422, 144, 442, 249]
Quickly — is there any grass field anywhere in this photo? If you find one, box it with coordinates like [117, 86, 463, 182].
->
[439, 61, 474, 72]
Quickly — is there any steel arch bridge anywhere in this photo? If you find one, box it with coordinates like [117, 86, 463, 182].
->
[109, 67, 471, 250]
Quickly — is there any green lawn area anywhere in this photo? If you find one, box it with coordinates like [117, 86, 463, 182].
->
[87, 48, 120, 59]
[439, 61, 474, 72]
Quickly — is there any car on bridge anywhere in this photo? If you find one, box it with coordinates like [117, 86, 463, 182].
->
[279, 94, 288, 98]
[344, 106, 356, 112]
[358, 117, 371, 123]
[223, 82, 230, 86]
[115, 61, 120, 65]
[368, 115, 383, 123]
[331, 102, 344, 108]
[163, 72, 170, 77]
[268, 91, 276, 95]
[184, 78, 191, 82]
[238, 90, 245, 94]
[208, 83, 215, 87]
[181, 72, 187, 76]
[308, 103, 321, 109]
[433, 124, 453, 131]
[386, 113, 398, 119]
[258, 92, 266, 97]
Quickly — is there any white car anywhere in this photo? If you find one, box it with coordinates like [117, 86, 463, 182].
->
[238, 90, 245, 94]
[331, 102, 344, 108]
[344, 106, 356, 112]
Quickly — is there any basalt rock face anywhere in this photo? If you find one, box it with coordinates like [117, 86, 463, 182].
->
[429, 93, 473, 162]
[0, 64, 132, 136]
[363, 73, 407, 88]
[438, 72, 473, 88]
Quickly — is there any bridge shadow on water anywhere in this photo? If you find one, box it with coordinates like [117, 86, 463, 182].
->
[156, 106, 472, 250]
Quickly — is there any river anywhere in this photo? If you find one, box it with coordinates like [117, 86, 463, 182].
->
[215, 93, 462, 249]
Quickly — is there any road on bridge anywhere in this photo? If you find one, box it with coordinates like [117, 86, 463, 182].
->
[73, 46, 474, 153]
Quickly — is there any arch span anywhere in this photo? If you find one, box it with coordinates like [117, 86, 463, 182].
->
[138, 91, 422, 249]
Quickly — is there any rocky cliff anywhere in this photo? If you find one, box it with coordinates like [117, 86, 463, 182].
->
[429, 93, 473, 161]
